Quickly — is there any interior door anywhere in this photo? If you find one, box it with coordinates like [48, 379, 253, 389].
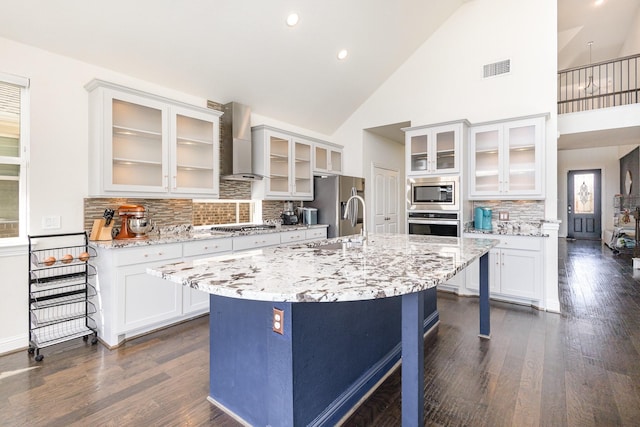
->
[567, 169, 601, 240]
[373, 165, 399, 233]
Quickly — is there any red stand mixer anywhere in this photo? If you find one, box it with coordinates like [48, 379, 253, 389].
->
[114, 204, 150, 240]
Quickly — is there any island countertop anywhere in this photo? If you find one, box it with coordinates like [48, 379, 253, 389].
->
[147, 233, 499, 303]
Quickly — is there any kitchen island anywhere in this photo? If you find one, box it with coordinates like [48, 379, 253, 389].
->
[148, 233, 497, 426]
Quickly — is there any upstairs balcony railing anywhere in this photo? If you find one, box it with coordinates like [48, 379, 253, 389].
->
[558, 53, 640, 114]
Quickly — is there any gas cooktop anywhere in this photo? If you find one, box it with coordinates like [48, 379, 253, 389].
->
[210, 224, 277, 232]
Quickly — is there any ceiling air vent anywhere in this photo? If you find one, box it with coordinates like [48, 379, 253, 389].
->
[483, 59, 511, 78]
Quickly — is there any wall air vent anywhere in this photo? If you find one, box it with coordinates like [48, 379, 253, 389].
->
[483, 59, 511, 78]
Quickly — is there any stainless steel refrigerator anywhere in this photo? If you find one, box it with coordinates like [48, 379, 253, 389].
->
[306, 175, 365, 238]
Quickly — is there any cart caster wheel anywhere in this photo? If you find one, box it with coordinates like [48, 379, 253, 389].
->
[91, 337, 98, 345]
[35, 354, 44, 362]
[83, 335, 89, 342]
[28, 347, 35, 354]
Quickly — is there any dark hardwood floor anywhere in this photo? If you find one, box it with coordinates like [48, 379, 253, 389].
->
[2, 238, 639, 426]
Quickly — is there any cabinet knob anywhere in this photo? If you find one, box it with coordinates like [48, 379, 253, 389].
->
[203, 246, 208, 250]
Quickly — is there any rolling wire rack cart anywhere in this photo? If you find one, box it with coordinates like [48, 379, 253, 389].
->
[28, 232, 98, 361]
[611, 195, 640, 257]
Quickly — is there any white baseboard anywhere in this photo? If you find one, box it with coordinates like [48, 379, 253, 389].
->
[0, 333, 28, 356]
[545, 300, 561, 313]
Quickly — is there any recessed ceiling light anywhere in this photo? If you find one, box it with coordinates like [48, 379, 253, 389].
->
[337, 49, 348, 60]
[594, 0, 604, 5]
[286, 13, 299, 27]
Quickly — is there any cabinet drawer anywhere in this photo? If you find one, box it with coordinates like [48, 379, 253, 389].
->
[183, 238, 232, 258]
[495, 236, 542, 251]
[233, 233, 281, 252]
[305, 228, 327, 240]
[113, 243, 183, 267]
[280, 230, 306, 244]
[464, 233, 542, 252]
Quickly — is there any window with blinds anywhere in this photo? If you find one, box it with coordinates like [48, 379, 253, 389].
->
[0, 74, 28, 241]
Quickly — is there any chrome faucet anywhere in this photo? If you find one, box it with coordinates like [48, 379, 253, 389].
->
[343, 195, 367, 241]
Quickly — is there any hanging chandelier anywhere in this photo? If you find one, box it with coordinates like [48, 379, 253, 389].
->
[584, 41, 599, 95]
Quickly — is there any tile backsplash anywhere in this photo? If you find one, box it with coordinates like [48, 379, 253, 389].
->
[472, 200, 545, 222]
[262, 200, 303, 222]
[192, 201, 251, 226]
[83, 197, 299, 233]
[84, 198, 193, 233]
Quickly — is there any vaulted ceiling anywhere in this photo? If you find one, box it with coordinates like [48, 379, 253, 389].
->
[0, 0, 637, 138]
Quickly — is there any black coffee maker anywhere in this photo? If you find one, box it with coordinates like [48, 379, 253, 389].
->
[281, 201, 299, 225]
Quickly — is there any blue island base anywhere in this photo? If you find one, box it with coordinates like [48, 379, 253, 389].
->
[208, 287, 439, 426]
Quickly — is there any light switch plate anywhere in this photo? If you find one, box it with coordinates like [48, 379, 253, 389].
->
[42, 215, 61, 229]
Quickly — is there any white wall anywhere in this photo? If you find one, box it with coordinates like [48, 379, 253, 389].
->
[362, 131, 406, 233]
[557, 146, 621, 237]
[620, 7, 640, 57]
[332, 0, 558, 219]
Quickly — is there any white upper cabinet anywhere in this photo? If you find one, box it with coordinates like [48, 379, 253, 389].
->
[86, 80, 221, 198]
[252, 125, 314, 200]
[314, 142, 343, 175]
[404, 121, 467, 176]
[469, 115, 546, 199]
[171, 106, 220, 196]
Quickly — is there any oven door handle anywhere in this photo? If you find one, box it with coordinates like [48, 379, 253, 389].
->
[408, 219, 459, 226]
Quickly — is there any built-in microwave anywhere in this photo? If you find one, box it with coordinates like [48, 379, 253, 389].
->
[407, 176, 459, 211]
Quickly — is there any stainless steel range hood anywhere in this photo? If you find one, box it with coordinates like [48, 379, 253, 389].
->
[220, 102, 263, 181]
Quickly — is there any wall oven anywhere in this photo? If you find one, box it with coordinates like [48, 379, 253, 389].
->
[407, 176, 458, 211]
[407, 211, 460, 237]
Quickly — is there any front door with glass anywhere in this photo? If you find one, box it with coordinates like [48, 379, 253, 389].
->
[567, 169, 601, 240]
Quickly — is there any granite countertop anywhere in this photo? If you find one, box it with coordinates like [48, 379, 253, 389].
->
[90, 224, 329, 249]
[147, 233, 498, 303]
[464, 220, 550, 237]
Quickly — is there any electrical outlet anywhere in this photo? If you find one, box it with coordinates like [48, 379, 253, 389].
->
[273, 308, 284, 335]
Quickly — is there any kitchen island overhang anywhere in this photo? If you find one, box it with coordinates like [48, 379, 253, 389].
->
[148, 233, 497, 427]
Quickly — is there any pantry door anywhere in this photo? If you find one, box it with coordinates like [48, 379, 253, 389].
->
[567, 169, 601, 240]
[373, 165, 399, 233]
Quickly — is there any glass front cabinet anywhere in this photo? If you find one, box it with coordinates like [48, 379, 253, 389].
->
[251, 125, 314, 201]
[469, 115, 546, 199]
[86, 80, 221, 198]
[314, 142, 343, 175]
[404, 121, 468, 176]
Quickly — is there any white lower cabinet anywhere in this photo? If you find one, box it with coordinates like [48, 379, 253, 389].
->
[305, 228, 327, 240]
[233, 233, 282, 251]
[464, 234, 543, 307]
[117, 259, 183, 333]
[93, 229, 327, 347]
[280, 230, 307, 244]
[95, 243, 184, 347]
[182, 238, 233, 315]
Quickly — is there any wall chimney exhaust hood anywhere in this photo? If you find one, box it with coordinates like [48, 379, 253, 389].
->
[220, 102, 263, 181]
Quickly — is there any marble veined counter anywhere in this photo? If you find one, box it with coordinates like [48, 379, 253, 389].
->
[91, 224, 328, 249]
[147, 233, 498, 303]
[147, 233, 497, 427]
